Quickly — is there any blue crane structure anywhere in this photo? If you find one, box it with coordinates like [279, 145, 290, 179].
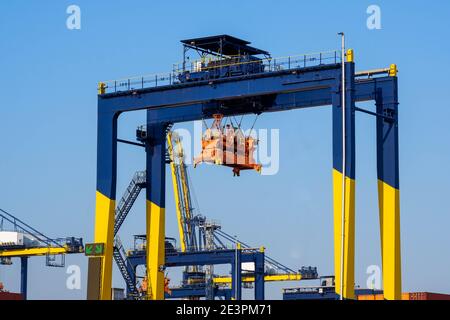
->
[88, 35, 401, 300]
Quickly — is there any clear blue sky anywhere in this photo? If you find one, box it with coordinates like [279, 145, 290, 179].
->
[1, 0, 450, 299]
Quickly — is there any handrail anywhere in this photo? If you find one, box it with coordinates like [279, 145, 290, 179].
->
[100, 50, 341, 94]
[174, 50, 341, 74]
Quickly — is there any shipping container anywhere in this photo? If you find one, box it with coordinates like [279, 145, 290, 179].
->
[408, 292, 450, 300]
[357, 292, 450, 300]
[0, 231, 39, 248]
[0, 292, 23, 300]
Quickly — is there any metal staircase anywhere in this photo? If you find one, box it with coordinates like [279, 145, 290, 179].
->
[114, 171, 146, 236]
[113, 236, 138, 297]
[113, 171, 147, 298]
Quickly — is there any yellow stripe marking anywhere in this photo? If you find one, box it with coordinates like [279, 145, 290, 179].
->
[93, 191, 115, 300]
[333, 169, 355, 299]
[213, 274, 302, 284]
[378, 180, 402, 300]
[146, 201, 166, 300]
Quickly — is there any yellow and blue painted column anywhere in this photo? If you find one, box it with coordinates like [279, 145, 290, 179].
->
[332, 59, 356, 299]
[88, 104, 118, 300]
[231, 242, 242, 300]
[145, 123, 167, 300]
[376, 68, 402, 300]
[254, 247, 265, 300]
[20, 257, 28, 300]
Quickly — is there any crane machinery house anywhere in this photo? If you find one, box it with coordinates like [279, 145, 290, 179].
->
[177, 35, 270, 83]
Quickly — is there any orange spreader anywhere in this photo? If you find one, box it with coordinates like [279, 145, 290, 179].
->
[194, 114, 262, 176]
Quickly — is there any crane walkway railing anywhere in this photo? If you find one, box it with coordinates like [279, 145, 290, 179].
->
[100, 50, 341, 94]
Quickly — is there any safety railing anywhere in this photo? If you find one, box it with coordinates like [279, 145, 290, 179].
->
[164, 244, 239, 253]
[171, 50, 341, 74]
[200, 219, 222, 229]
[100, 50, 341, 94]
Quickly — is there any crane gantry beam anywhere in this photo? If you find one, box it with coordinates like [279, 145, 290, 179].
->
[213, 274, 303, 284]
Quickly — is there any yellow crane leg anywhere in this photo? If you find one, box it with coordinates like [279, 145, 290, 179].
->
[333, 170, 355, 299]
[378, 182, 401, 300]
[91, 191, 115, 300]
[376, 84, 401, 300]
[146, 201, 165, 300]
[145, 124, 167, 300]
[89, 106, 119, 300]
[332, 61, 356, 300]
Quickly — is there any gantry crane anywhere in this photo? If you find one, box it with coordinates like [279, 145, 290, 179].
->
[0, 208, 84, 299]
[91, 35, 401, 300]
